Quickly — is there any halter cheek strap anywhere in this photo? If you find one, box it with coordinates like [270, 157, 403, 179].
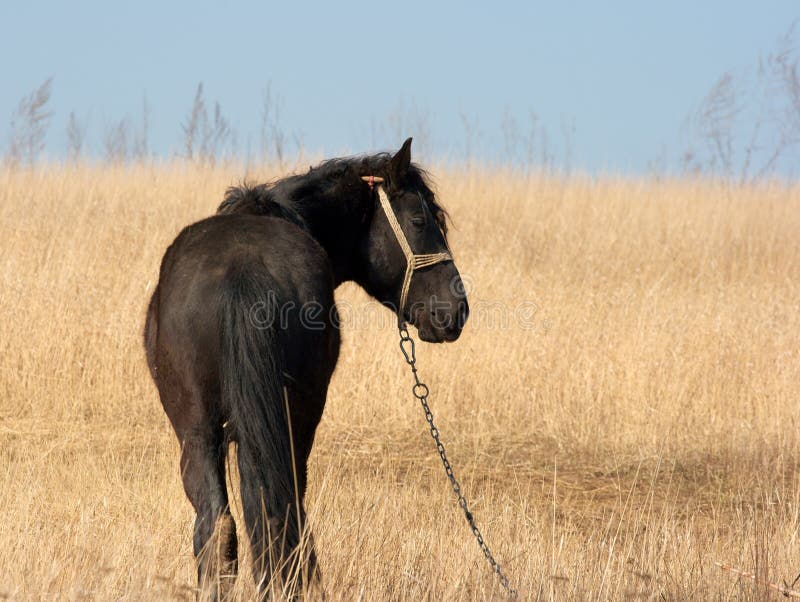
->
[361, 176, 452, 322]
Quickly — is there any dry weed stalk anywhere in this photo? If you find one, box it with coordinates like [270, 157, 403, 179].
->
[715, 561, 800, 598]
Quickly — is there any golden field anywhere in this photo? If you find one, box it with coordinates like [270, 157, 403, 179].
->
[0, 163, 799, 600]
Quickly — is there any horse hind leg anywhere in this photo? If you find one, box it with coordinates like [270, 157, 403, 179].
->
[180, 432, 238, 601]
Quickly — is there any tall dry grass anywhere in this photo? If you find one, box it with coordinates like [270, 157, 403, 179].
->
[0, 163, 798, 600]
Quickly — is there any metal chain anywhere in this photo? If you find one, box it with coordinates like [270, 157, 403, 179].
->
[397, 325, 519, 599]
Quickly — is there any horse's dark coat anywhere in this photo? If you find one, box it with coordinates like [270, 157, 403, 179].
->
[143, 139, 468, 598]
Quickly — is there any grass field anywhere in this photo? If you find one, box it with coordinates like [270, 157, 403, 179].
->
[1, 163, 799, 600]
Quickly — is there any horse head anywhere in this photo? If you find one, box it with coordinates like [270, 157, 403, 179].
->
[358, 138, 469, 342]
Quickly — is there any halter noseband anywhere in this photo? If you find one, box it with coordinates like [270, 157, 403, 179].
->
[361, 175, 453, 324]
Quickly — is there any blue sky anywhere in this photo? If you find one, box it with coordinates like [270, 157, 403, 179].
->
[0, 1, 797, 173]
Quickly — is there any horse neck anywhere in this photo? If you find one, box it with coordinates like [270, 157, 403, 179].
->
[294, 187, 366, 286]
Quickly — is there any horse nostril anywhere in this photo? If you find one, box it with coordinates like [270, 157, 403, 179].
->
[430, 299, 469, 332]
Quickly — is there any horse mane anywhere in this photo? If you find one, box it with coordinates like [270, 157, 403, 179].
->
[217, 153, 449, 237]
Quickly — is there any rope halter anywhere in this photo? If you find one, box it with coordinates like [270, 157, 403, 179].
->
[361, 176, 453, 323]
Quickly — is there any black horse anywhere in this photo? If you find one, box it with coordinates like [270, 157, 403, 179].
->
[143, 139, 469, 598]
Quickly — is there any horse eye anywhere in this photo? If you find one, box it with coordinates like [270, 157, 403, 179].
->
[410, 217, 425, 228]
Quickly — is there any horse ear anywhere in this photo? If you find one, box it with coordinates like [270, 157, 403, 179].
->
[389, 137, 413, 185]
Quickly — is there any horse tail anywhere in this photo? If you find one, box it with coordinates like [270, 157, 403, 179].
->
[218, 260, 299, 581]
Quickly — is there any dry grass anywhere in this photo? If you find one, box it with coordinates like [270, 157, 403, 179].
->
[1, 162, 799, 600]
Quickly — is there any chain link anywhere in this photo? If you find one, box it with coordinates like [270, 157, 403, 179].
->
[398, 325, 519, 599]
